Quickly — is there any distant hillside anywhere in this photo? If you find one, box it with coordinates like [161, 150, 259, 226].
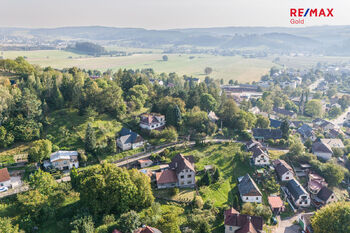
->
[1, 25, 350, 55]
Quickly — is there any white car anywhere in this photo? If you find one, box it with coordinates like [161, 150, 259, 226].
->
[0, 187, 8, 192]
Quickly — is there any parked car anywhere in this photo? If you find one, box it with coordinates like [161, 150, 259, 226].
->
[0, 187, 8, 192]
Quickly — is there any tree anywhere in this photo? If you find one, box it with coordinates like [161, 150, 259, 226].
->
[204, 67, 213, 75]
[118, 210, 141, 233]
[0, 126, 14, 148]
[28, 139, 52, 163]
[197, 220, 210, 233]
[157, 212, 181, 233]
[74, 164, 154, 216]
[200, 171, 211, 186]
[255, 115, 270, 128]
[160, 127, 178, 142]
[311, 202, 350, 233]
[0, 217, 21, 233]
[106, 136, 117, 153]
[305, 99, 323, 117]
[84, 123, 96, 153]
[200, 93, 217, 112]
[212, 168, 220, 183]
[322, 163, 345, 186]
[289, 137, 305, 157]
[162, 55, 168, 61]
[280, 120, 290, 139]
[332, 147, 343, 158]
[29, 169, 58, 195]
[70, 215, 95, 233]
[241, 203, 255, 216]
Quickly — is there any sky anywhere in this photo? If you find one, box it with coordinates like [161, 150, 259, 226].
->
[0, 0, 349, 29]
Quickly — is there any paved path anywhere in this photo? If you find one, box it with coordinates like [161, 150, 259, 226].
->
[0, 185, 29, 198]
[330, 107, 350, 128]
[274, 215, 300, 233]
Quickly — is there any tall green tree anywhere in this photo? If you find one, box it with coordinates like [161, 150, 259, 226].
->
[28, 139, 52, 163]
[84, 123, 96, 153]
[200, 93, 217, 112]
[118, 210, 141, 233]
[280, 120, 290, 139]
[312, 202, 350, 233]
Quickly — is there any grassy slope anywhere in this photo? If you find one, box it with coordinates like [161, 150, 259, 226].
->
[44, 108, 122, 150]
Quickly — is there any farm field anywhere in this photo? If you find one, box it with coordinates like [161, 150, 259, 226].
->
[274, 55, 350, 69]
[1, 49, 275, 83]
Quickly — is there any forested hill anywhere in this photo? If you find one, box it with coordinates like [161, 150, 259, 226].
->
[2, 25, 350, 55]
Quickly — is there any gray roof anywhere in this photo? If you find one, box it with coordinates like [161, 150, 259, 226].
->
[286, 179, 308, 200]
[118, 128, 144, 144]
[317, 186, 334, 202]
[238, 174, 262, 197]
[250, 145, 268, 159]
[252, 128, 282, 140]
[50, 151, 78, 162]
[274, 160, 293, 178]
[312, 142, 333, 154]
[297, 124, 314, 137]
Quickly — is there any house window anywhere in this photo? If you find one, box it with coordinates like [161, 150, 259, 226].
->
[256, 197, 259, 200]
[229, 226, 232, 231]
[187, 174, 192, 178]
[181, 175, 184, 179]
[187, 181, 192, 184]
[246, 197, 249, 200]
[286, 177, 289, 180]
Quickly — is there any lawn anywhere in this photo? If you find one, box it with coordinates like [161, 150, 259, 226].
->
[181, 142, 254, 207]
[44, 108, 122, 150]
[1, 49, 275, 83]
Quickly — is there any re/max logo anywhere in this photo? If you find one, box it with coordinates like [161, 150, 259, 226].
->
[290, 8, 334, 17]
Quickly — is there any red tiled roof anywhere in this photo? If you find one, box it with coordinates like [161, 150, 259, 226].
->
[156, 170, 177, 184]
[0, 168, 10, 182]
[268, 196, 284, 209]
[138, 159, 152, 164]
[224, 207, 239, 216]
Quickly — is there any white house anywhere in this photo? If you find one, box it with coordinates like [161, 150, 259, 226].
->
[49, 151, 79, 170]
[156, 154, 195, 189]
[250, 145, 270, 166]
[139, 113, 166, 131]
[238, 174, 262, 203]
[117, 128, 145, 151]
[286, 179, 311, 208]
[0, 168, 11, 187]
[273, 159, 294, 181]
[312, 139, 344, 161]
[138, 159, 153, 168]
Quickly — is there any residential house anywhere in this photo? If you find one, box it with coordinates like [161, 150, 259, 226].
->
[289, 121, 303, 129]
[184, 77, 201, 84]
[297, 124, 317, 142]
[245, 139, 262, 151]
[138, 159, 153, 168]
[252, 128, 283, 142]
[250, 145, 270, 166]
[49, 151, 79, 170]
[224, 207, 263, 233]
[156, 153, 195, 189]
[312, 139, 344, 161]
[273, 159, 294, 181]
[298, 212, 314, 233]
[315, 186, 337, 206]
[270, 119, 282, 128]
[285, 179, 311, 208]
[134, 226, 162, 233]
[268, 196, 285, 214]
[273, 107, 297, 119]
[0, 168, 11, 187]
[238, 174, 262, 203]
[208, 111, 219, 122]
[248, 106, 260, 115]
[308, 173, 327, 195]
[326, 128, 344, 139]
[139, 113, 166, 131]
[117, 128, 145, 151]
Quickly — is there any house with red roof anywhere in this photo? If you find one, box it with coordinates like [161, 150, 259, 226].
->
[138, 159, 153, 168]
[140, 113, 166, 131]
[134, 226, 162, 233]
[0, 168, 11, 187]
[224, 207, 263, 233]
[155, 153, 195, 189]
[268, 196, 285, 214]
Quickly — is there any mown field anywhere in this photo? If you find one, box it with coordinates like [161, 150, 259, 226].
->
[1, 49, 275, 83]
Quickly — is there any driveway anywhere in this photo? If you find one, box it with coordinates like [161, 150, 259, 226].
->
[274, 215, 300, 233]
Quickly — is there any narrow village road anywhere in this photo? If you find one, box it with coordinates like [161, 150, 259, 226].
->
[330, 107, 350, 128]
[274, 215, 300, 233]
